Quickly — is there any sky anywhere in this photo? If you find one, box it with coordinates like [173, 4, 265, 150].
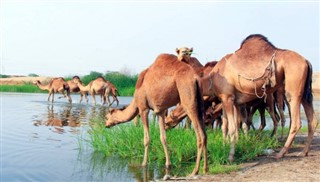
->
[1, 0, 319, 77]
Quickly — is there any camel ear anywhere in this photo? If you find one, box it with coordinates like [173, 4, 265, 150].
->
[176, 48, 179, 54]
[190, 47, 193, 53]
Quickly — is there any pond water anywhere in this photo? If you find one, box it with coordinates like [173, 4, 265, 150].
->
[1, 92, 159, 181]
[1, 92, 319, 181]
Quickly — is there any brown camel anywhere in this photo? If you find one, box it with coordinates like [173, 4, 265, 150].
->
[33, 77, 72, 104]
[204, 34, 318, 163]
[104, 81, 120, 107]
[105, 54, 208, 177]
[75, 76, 119, 106]
[66, 76, 88, 103]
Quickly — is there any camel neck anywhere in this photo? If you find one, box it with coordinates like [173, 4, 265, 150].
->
[37, 83, 50, 91]
[77, 83, 90, 92]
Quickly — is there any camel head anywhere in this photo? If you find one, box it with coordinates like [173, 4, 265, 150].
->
[33, 80, 41, 85]
[105, 105, 128, 128]
[176, 47, 193, 61]
[72, 76, 81, 85]
[105, 109, 117, 128]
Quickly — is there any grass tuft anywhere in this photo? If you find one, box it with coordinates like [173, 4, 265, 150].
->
[85, 116, 279, 176]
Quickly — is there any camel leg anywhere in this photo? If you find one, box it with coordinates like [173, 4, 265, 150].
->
[106, 95, 111, 107]
[91, 93, 96, 105]
[79, 93, 83, 103]
[141, 109, 150, 167]
[47, 91, 52, 102]
[66, 91, 72, 104]
[222, 109, 228, 141]
[51, 92, 55, 103]
[85, 93, 89, 103]
[113, 95, 119, 106]
[187, 109, 208, 175]
[247, 106, 256, 130]
[258, 106, 266, 132]
[158, 111, 171, 172]
[300, 99, 318, 156]
[239, 105, 248, 136]
[276, 87, 286, 139]
[266, 95, 279, 137]
[276, 96, 301, 158]
[222, 96, 237, 163]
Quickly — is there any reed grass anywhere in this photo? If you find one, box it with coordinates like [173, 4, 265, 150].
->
[86, 116, 280, 175]
[0, 84, 46, 93]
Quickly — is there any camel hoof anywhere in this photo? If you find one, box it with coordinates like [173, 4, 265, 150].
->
[274, 152, 284, 159]
[162, 174, 171, 181]
[228, 155, 234, 164]
[297, 151, 308, 157]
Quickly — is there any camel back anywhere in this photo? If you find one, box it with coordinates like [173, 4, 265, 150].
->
[228, 34, 278, 87]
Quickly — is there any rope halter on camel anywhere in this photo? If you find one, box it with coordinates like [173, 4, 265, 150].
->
[237, 50, 277, 102]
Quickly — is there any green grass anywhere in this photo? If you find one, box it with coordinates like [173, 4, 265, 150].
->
[85, 117, 280, 176]
[0, 84, 46, 93]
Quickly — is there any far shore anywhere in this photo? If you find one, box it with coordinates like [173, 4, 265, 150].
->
[1, 73, 320, 99]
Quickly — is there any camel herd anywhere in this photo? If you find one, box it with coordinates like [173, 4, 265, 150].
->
[33, 75, 119, 106]
[105, 34, 318, 178]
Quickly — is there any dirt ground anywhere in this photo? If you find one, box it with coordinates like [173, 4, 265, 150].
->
[196, 129, 320, 182]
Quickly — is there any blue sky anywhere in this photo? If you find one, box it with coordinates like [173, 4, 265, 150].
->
[1, 1, 319, 76]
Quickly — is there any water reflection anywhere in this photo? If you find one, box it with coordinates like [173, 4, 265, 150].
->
[73, 150, 162, 181]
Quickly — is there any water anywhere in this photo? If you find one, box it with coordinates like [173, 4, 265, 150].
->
[1, 92, 151, 182]
[1, 92, 319, 181]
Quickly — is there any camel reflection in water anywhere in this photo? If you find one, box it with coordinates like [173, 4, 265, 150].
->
[33, 104, 108, 134]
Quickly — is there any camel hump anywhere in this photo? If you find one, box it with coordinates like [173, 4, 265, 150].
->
[96, 76, 106, 81]
[155, 53, 177, 61]
[136, 68, 148, 89]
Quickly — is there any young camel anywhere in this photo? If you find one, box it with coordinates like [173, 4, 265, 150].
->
[105, 54, 208, 177]
[66, 76, 88, 103]
[75, 76, 119, 106]
[33, 77, 72, 104]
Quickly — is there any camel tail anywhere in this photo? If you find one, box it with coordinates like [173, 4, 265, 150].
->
[303, 60, 313, 104]
[195, 80, 204, 122]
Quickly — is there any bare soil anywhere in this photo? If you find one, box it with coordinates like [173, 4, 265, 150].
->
[199, 129, 320, 182]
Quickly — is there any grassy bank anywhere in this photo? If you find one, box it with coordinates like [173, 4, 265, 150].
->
[86, 116, 279, 176]
[1, 71, 138, 96]
[0, 84, 46, 93]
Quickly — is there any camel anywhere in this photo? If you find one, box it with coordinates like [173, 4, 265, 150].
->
[203, 34, 317, 163]
[104, 81, 120, 107]
[66, 76, 88, 103]
[105, 54, 208, 177]
[33, 77, 72, 104]
[75, 76, 119, 106]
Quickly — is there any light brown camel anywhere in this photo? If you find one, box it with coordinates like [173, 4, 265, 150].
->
[33, 77, 72, 104]
[104, 81, 120, 107]
[66, 76, 88, 103]
[75, 76, 119, 106]
[105, 54, 208, 177]
[203, 34, 318, 163]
